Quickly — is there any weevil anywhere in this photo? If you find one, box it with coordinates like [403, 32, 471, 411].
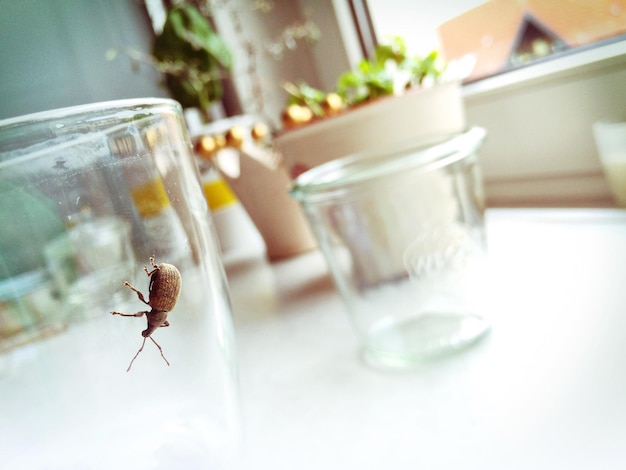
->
[111, 256, 182, 372]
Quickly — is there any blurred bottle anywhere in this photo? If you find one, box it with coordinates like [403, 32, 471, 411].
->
[109, 130, 190, 264]
[201, 164, 238, 212]
[195, 150, 264, 262]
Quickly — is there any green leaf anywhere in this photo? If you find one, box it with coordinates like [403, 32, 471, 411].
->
[155, 5, 232, 69]
[373, 36, 407, 66]
[284, 36, 447, 115]
[152, 4, 232, 107]
[282, 81, 327, 116]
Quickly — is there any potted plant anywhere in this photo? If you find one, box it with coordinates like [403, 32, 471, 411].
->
[274, 37, 468, 179]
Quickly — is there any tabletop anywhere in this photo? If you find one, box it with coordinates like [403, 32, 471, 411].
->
[222, 208, 626, 470]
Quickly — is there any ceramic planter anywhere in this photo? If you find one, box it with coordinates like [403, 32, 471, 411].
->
[274, 81, 466, 178]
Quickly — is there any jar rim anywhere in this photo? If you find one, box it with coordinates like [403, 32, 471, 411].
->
[290, 127, 486, 202]
[0, 98, 181, 130]
[0, 98, 183, 166]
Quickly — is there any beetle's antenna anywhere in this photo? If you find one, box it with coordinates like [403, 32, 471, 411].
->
[150, 336, 171, 367]
[127, 337, 147, 372]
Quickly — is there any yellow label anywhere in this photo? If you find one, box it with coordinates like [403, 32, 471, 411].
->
[130, 178, 171, 218]
[203, 179, 237, 211]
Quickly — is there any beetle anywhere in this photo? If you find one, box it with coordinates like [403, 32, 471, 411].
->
[111, 256, 182, 372]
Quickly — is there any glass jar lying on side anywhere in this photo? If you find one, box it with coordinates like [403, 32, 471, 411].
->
[0, 99, 241, 469]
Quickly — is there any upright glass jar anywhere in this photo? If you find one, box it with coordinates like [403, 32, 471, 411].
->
[291, 127, 490, 369]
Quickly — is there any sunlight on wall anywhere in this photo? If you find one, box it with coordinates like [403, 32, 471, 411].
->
[368, 0, 487, 55]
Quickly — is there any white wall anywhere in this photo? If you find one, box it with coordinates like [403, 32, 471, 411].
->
[367, 0, 486, 55]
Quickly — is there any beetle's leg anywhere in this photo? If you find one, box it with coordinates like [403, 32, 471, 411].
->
[149, 336, 170, 367]
[126, 337, 147, 372]
[122, 281, 149, 305]
[110, 310, 149, 318]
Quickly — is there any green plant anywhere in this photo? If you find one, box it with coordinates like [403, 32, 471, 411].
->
[337, 36, 444, 105]
[152, 4, 232, 110]
[284, 36, 446, 118]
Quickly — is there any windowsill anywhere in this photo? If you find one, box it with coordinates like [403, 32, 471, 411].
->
[463, 37, 626, 98]
[458, 37, 626, 206]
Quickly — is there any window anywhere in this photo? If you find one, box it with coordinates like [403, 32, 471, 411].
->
[367, 0, 486, 55]
[364, 0, 626, 207]
[366, 0, 626, 83]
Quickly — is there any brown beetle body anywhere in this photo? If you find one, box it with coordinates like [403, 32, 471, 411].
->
[111, 256, 182, 371]
[147, 262, 182, 311]
[142, 261, 181, 337]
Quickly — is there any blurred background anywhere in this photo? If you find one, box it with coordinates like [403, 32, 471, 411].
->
[1, 0, 625, 207]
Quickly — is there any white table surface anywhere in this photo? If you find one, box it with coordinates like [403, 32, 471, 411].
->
[222, 208, 626, 470]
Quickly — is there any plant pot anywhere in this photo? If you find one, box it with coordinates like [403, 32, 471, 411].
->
[274, 81, 466, 178]
[217, 151, 317, 261]
[194, 115, 317, 261]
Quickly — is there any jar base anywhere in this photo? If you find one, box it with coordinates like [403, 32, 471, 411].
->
[362, 312, 490, 370]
